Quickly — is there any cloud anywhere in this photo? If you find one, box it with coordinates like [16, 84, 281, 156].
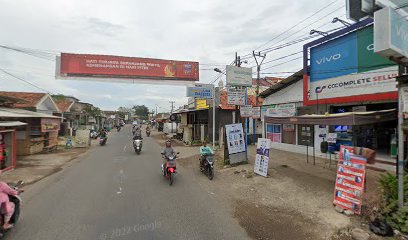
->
[0, 0, 346, 111]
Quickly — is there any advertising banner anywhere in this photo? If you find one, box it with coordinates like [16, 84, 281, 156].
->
[240, 105, 253, 118]
[265, 103, 296, 117]
[227, 88, 246, 105]
[225, 123, 246, 154]
[41, 118, 61, 132]
[254, 138, 271, 177]
[186, 86, 213, 99]
[226, 66, 252, 86]
[58, 53, 199, 82]
[307, 25, 397, 103]
[334, 145, 367, 215]
[252, 107, 261, 119]
[195, 99, 209, 110]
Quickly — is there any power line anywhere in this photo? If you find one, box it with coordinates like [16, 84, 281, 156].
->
[251, 0, 341, 52]
[0, 67, 52, 93]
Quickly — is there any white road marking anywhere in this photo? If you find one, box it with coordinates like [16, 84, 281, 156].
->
[123, 145, 127, 152]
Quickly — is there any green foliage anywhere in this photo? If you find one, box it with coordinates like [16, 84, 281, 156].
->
[83, 105, 102, 117]
[378, 173, 408, 233]
[132, 105, 149, 120]
[52, 94, 66, 101]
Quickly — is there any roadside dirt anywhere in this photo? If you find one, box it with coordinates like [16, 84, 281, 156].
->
[151, 131, 390, 239]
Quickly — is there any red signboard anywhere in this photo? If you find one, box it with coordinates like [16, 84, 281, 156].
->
[59, 53, 199, 81]
[333, 145, 367, 215]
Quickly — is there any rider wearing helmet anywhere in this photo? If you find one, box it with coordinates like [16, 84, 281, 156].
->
[161, 140, 175, 175]
[200, 141, 213, 168]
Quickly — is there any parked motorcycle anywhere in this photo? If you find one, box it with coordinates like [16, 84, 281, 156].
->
[0, 180, 24, 238]
[90, 130, 99, 139]
[133, 139, 142, 154]
[161, 153, 179, 185]
[200, 154, 214, 180]
[99, 137, 107, 146]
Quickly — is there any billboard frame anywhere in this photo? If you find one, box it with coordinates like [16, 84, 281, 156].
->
[302, 18, 398, 106]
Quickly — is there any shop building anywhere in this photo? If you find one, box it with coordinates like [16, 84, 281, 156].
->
[260, 19, 398, 171]
[0, 107, 61, 155]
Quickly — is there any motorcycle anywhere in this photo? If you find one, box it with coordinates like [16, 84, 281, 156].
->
[200, 154, 214, 180]
[146, 129, 151, 137]
[117, 126, 121, 132]
[0, 180, 24, 237]
[133, 139, 142, 154]
[161, 153, 179, 185]
[90, 130, 99, 139]
[99, 137, 107, 146]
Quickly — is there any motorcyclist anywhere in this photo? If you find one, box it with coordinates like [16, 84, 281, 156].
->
[200, 141, 214, 168]
[99, 128, 107, 138]
[133, 127, 142, 140]
[161, 140, 176, 175]
[0, 182, 18, 230]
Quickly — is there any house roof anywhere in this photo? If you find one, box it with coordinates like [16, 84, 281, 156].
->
[259, 69, 305, 98]
[219, 90, 262, 110]
[252, 77, 282, 87]
[0, 107, 61, 119]
[0, 92, 47, 108]
[55, 99, 75, 113]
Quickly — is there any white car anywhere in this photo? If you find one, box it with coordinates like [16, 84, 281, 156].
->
[132, 121, 138, 125]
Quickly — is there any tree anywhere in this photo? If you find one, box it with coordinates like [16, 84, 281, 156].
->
[117, 106, 132, 119]
[132, 105, 149, 120]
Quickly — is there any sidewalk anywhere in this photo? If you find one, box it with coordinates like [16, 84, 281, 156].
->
[1, 141, 96, 186]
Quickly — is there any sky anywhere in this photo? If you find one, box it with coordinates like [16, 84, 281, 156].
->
[0, 0, 347, 112]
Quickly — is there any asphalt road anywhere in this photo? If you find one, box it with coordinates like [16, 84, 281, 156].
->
[6, 126, 249, 240]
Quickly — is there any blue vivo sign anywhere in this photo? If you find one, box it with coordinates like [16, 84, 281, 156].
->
[310, 32, 358, 82]
[186, 86, 213, 99]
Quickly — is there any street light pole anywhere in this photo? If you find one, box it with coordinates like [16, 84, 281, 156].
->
[253, 51, 266, 144]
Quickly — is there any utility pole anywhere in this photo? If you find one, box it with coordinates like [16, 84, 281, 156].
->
[252, 51, 266, 144]
[169, 101, 175, 114]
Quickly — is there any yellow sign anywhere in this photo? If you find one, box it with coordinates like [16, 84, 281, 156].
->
[195, 99, 209, 110]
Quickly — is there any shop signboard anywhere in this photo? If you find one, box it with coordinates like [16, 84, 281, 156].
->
[240, 105, 253, 118]
[254, 138, 271, 177]
[402, 86, 408, 113]
[186, 84, 213, 99]
[226, 65, 252, 87]
[227, 88, 246, 105]
[334, 145, 367, 215]
[252, 107, 261, 119]
[375, 7, 408, 60]
[306, 24, 398, 105]
[225, 123, 246, 154]
[195, 99, 209, 110]
[57, 53, 199, 83]
[41, 118, 60, 132]
[265, 103, 296, 117]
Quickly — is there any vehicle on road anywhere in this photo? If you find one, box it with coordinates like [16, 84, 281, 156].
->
[116, 126, 121, 132]
[200, 154, 214, 180]
[133, 139, 142, 154]
[146, 128, 151, 137]
[161, 153, 179, 185]
[0, 180, 24, 238]
[99, 137, 107, 146]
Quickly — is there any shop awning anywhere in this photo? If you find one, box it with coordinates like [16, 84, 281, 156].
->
[0, 107, 61, 119]
[265, 109, 397, 125]
[0, 121, 27, 127]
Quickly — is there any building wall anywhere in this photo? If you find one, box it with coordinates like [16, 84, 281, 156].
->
[263, 80, 303, 105]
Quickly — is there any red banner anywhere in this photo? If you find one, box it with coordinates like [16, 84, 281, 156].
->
[59, 53, 199, 81]
[333, 145, 367, 215]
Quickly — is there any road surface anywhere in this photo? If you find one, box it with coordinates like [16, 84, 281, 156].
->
[6, 126, 249, 240]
